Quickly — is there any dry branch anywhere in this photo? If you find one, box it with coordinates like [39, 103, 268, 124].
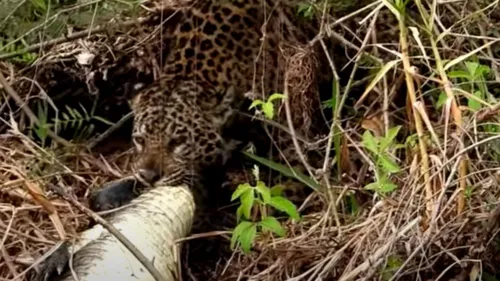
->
[398, 5, 433, 224]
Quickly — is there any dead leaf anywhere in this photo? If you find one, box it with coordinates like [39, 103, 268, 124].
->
[76, 52, 95, 66]
[361, 113, 384, 137]
[339, 133, 351, 175]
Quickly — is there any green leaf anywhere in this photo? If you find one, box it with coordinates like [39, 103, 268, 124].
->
[347, 194, 359, 215]
[443, 41, 498, 71]
[447, 70, 469, 79]
[270, 185, 285, 196]
[379, 181, 397, 193]
[380, 126, 401, 151]
[392, 144, 406, 150]
[382, 255, 403, 281]
[249, 99, 264, 109]
[468, 90, 482, 111]
[73, 108, 83, 119]
[364, 182, 381, 191]
[30, 0, 47, 12]
[481, 271, 500, 281]
[239, 223, 257, 253]
[34, 126, 48, 145]
[321, 98, 334, 109]
[436, 91, 447, 109]
[378, 176, 398, 193]
[262, 102, 274, 119]
[241, 188, 255, 220]
[465, 186, 473, 199]
[465, 61, 479, 77]
[230, 221, 253, 250]
[386, 255, 403, 269]
[92, 116, 114, 126]
[269, 196, 300, 220]
[362, 130, 378, 154]
[79, 103, 90, 119]
[378, 154, 401, 173]
[475, 63, 491, 78]
[404, 134, 418, 147]
[37, 102, 48, 123]
[255, 181, 271, 204]
[236, 205, 244, 222]
[359, 60, 400, 101]
[66, 105, 76, 118]
[62, 112, 70, 121]
[297, 3, 314, 19]
[259, 216, 286, 237]
[243, 152, 321, 190]
[231, 183, 252, 201]
[267, 93, 286, 103]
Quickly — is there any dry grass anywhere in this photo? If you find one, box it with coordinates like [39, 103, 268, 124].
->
[1, 0, 500, 280]
[0, 132, 134, 279]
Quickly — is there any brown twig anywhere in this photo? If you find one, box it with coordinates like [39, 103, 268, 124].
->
[48, 184, 168, 281]
[339, 217, 421, 281]
[0, 71, 73, 147]
[283, 72, 316, 181]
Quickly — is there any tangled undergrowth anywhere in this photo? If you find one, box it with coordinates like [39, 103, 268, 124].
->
[1, 0, 500, 280]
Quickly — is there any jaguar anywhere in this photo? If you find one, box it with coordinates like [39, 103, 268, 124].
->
[89, 0, 328, 212]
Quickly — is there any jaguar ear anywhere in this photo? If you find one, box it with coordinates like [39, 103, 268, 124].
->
[226, 85, 235, 98]
[128, 91, 143, 111]
[125, 83, 146, 110]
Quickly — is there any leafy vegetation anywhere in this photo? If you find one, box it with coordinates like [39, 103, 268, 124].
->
[361, 126, 403, 195]
[30, 100, 112, 146]
[437, 60, 494, 111]
[230, 166, 300, 253]
[249, 93, 286, 120]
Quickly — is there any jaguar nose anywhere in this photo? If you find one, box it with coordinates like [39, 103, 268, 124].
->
[137, 168, 160, 184]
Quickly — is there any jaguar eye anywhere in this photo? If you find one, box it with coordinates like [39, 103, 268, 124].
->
[170, 137, 188, 155]
[173, 144, 187, 155]
[132, 134, 146, 152]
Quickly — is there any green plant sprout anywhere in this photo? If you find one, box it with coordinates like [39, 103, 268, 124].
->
[437, 60, 493, 111]
[31, 101, 113, 146]
[249, 93, 286, 120]
[297, 2, 314, 19]
[361, 126, 403, 195]
[435, 60, 500, 160]
[381, 255, 403, 281]
[230, 165, 300, 254]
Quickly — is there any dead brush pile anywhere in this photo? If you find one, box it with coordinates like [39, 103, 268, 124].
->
[1, 0, 500, 280]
